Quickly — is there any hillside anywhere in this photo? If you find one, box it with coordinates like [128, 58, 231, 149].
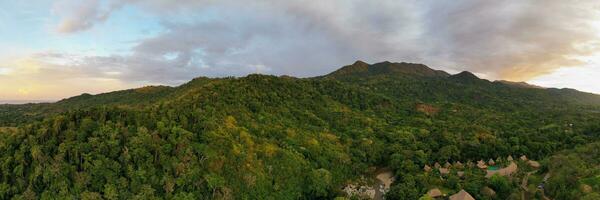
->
[0, 77, 217, 126]
[0, 61, 599, 199]
[326, 61, 450, 78]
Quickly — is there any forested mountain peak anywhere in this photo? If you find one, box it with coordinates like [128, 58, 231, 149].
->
[55, 85, 174, 107]
[326, 60, 450, 78]
[351, 60, 369, 67]
[450, 71, 480, 80]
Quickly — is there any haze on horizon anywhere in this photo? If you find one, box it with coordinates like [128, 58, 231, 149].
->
[1, 0, 600, 102]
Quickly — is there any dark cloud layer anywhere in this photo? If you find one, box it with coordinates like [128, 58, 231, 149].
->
[51, 0, 600, 85]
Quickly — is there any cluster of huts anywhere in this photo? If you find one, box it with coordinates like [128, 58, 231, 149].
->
[423, 155, 542, 199]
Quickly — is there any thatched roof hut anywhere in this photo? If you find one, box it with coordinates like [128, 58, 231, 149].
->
[424, 165, 432, 172]
[439, 168, 449, 175]
[434, 162, 441, 169]
[488, 159, 496, 166]
[454, 161, 464, 169]
[427, 188, 443, 198]
[449, 189, 475, 200]
[466, 161, 474, 168]
[477, 160, 488, 169]
[507, 155, 513, 161]
[520, 155, 528, 161]
[457, 171, 464, 177]
[444, 162, 452, 168]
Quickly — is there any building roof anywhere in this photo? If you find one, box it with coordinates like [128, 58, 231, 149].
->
[454, 161, 464, 168]
[507, 155, 513, 161]
[439, 168, 449, 175]
[466, 161, 474, 167]
[444, 162, 452, 168]
[427, 188, 443, 198]
[424, 165, 432, 172]
[434, 162, 441, 168]
[449, 189, 475, 200]
[477, 160, 488, 169]
[488, 159, 495, 165]
[520, 155, 528, 161]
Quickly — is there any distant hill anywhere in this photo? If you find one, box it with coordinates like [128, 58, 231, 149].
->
[494, 80, 545, 89]
[0, 100, 54, 104]
[326, 60, 450, 78]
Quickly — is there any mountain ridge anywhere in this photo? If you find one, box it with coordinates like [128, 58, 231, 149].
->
[3, 60, 600, 109]
[325, 60, 450, 78]
[1, 61, 599, 127]
[4, 60, 597, 106]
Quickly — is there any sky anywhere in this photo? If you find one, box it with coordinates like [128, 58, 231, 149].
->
[1, 0, 600, 101]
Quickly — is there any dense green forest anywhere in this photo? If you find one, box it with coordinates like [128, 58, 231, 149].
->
[1, 61, 599, 199]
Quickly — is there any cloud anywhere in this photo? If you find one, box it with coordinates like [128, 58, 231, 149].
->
[50, 0, 426, 81]
[0, 67, 10, 75]
[43, 0, 600, 85]
[0, 54, 138, 100]
[530, 64, 600, 94]
[53, 0, 124, 33]
[420, 0, 600, 81]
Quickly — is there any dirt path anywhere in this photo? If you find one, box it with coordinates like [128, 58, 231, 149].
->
[521, 171, 534, 191]
[520, 171, 537, 200]
[520, 171, 554, 200]
[374, 169, 394, 200]
[539, 173, 552, 200]
[374, 179, 385, 200]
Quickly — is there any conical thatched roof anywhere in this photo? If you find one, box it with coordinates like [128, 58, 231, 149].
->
[477, 160, 488, 169]
[454, 161, 464, 169]
[424, 165, 432, 172]
[520, 155, 528, 161]
[439, 167, 449, 175]
[444, 162, 452, 168]
[466, 161, 474, 167]
[488, 159, 495, 166]
[434, 162, 441, 168]
[507, 155, 513, 161]
[449, 189, 475, 200]
[427, 188, 443, 198]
